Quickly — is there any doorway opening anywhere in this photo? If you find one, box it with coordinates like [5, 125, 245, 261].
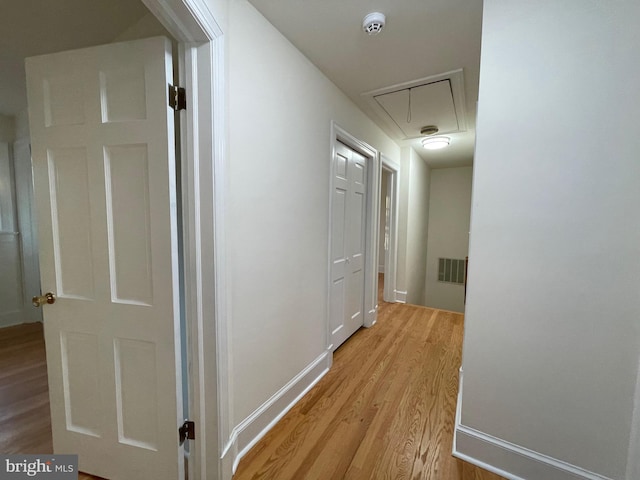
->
[377, 155, 400, 305]
[0, 1, 223, 478]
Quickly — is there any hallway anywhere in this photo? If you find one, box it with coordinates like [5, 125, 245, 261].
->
[1, 290, 502, 479]
[234, 294, 503, 479]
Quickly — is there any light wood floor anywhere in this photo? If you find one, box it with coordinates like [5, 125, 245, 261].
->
[0, 322, 51, 454]
[0, 322, 102, 480]
[2, 279, 501, 480]
[234, 274, 503, 479]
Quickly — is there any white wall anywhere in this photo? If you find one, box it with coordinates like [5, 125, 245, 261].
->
[14, 110, 29, 140]
[458, 1, 640, 479]
[395, 150, 410, 299]
[0, 120, 16, 231]
[0, 143, 14, 230]
[227, 0, 400, 426]
[378, 169, 388, 273]
[396, 146, 430, 305]
[424, 166, 472, 312]
[0, 112, 38, 326]
[0, 116, 14, 142]
[113, 12, 172, 41]
[112, 12, 179, 80]
[0, 122, 24, 327]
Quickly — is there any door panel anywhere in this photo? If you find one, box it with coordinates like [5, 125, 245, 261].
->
[26, 37, 184, 480]
[330, 141, 368, 350]
[104, 144, 153, 305]
[61, 332, 101, 436]
[48, 146, 95, 299]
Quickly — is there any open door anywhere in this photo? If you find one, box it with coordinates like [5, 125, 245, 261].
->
[26, 36, 184, 479]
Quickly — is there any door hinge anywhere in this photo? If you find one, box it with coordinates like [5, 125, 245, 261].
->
[168, 84, 186, 111]
[179, 420, 195, 445]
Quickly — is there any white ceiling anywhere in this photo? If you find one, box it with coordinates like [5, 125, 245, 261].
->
[0, 0, 482, 167]
[247, 0, 483, 168]
[0, 0, 150, 116]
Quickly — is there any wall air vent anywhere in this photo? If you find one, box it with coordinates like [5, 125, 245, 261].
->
[438, 258, 466, 285]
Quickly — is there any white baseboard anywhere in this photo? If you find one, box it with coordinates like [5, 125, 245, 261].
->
[221, 350, 332, 475]
[627, 353, 640, 480]
[453, 371, 614, 480]
[394, 290, 407, 303]
[365, 308, 377, 327]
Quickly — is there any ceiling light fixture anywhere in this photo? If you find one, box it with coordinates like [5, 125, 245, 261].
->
[363, 12, 386, 35]
[422, 136, 451, 150]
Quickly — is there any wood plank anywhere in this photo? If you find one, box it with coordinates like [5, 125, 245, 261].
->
[234, 299, 505, 480]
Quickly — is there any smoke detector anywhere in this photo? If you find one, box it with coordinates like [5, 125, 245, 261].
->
[363, 12, 386, 35]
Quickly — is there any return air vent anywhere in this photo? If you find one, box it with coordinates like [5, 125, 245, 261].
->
[438, 258, 465, 285]
[362, 69, 468, 141]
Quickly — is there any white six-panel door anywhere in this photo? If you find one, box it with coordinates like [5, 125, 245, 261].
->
[26, 37, 184, 480]
[330, 141, 368, 350]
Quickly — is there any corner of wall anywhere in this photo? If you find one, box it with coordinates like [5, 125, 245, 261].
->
[221, 350, 332, 475]
[395, 147, 412, 296]
[403, 147, 430, 306]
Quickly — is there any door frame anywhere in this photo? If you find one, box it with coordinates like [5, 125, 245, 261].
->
[12, 137, 42, 324]
[327, 123, 380, 354]
[138, 1, 227, 479]
[380, 154, 400, 304]
[20, 1, 226, 477]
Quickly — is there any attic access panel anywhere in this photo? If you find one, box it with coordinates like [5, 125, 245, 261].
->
[363, 69, 468, 141]
[374, 80, 457, 138]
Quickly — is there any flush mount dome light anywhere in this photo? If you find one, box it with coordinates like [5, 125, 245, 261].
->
[422, 136, 451, 150]
[363, 12, 386, 35]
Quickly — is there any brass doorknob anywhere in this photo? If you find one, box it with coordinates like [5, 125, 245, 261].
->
[32, 292, 56, 307]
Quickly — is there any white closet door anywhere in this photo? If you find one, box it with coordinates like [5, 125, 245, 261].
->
[330, 141, 368, 350]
